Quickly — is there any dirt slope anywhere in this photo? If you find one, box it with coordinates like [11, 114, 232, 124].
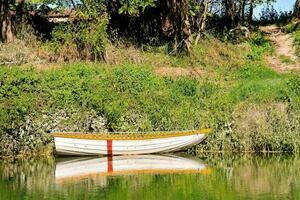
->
[260, 25, 300, 72]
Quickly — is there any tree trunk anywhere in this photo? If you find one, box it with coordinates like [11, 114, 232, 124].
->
[161, 0, 191, 55]
[180, 0, 192, 54]
[295, 0, 300, 18]
[0, 0, 14, 43]
[223, 0, 236, 29]
[249, 0, 254, 27]
[16, 0, 25, 18]
[195, 0, 208, 45]
[241, 0, 245, 25]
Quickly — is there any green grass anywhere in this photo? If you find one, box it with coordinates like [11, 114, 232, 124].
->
[278, 55, 295, 64]
[1, 32, 300, 156]
[295, 28, 300, 57]
[284, 20, 300, 57]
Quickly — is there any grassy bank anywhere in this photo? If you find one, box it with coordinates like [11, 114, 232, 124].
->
[294, 25, 300, 57]
[0, 33, 300, 157]
[283, 19, 300, 57]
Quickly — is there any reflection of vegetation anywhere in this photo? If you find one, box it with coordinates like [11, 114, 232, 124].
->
[230, 155, 300, 197]
[0, 155, 300, 200]
[0, 157, 55, 199]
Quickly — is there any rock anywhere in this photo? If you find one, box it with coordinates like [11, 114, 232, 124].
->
[229, 26, 250, 43]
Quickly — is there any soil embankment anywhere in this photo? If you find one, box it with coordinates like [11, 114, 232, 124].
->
[260, 25, 300, 72]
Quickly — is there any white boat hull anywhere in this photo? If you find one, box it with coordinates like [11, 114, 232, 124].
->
[54, 133, 206, 156]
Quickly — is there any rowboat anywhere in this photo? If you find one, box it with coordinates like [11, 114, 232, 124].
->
[55, 155, 210, 184]
[52, 129, 210, 156]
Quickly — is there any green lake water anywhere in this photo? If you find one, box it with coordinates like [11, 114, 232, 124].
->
[0, 154, 299, 200]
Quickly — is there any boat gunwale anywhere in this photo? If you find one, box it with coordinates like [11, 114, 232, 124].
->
[52, 128, 211, 140]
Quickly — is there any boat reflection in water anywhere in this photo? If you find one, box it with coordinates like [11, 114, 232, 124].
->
[55, 155, 210, 184]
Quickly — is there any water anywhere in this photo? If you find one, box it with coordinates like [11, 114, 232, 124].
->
[1, 154, 299, 200]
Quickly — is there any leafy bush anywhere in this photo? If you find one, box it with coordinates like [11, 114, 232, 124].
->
[282, 22, 299, 33]
[46, 13, 108, 61]
[294, 27, 300, 57]
[288, 76, 300, 94]
[287, 75, 300, 110]
[247, 32, 273, 61]
[1, 31, 300, 156]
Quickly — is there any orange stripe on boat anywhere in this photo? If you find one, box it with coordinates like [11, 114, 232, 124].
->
[107, 140, 113, 156]
[107, 156, 113, 173]
[107, 140, 113, 173]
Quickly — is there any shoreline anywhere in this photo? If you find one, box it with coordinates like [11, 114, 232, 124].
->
[0, 144, 298, 160]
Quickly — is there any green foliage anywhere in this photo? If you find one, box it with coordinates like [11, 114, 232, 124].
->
[230, 78, 288, 103]
[287, 75, 300, 110]
[1, 60, 299, 156]
[118, 0, 157, 15]
[283, 22, 300, 57]
[48, 14, 108, 61]
[43, 0, 108, 61]
[250, 31, 271, 46]
[282, 22, 299, 33]
[229, 32, 289, 104]
[288, 75, 300, 95]
[247, 32, 273, 60]
[1, 30, 300, 156]
[278, 55, 295, 64]
[294, 26, 300, 57]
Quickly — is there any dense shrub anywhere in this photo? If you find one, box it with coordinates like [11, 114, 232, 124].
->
[46, 14, 108, 62]
[1, 62, 300, 156]
[294, 27, 300, 57]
